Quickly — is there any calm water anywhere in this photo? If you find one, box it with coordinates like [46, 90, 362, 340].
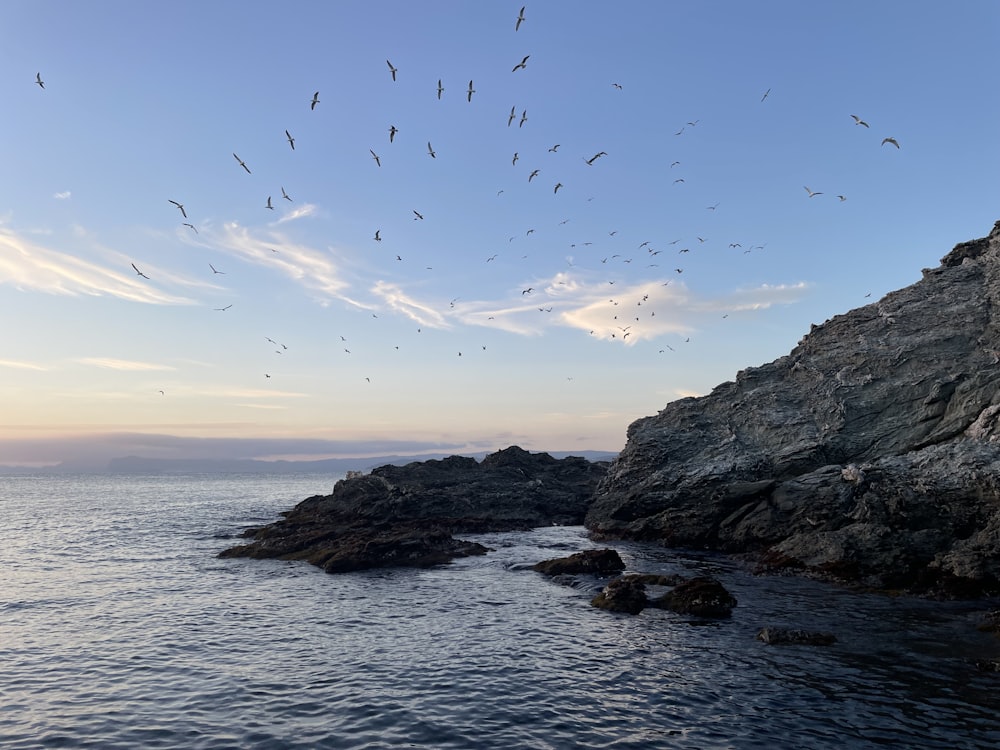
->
[1, 473, 999, 749]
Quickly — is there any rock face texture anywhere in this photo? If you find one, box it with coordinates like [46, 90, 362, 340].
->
[586, 221, 1000, 598]
[220, 446, 607, 573]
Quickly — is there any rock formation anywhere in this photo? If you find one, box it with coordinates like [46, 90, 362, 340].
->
[220, 446, 607, 573]
[586, 221, 1000, 598]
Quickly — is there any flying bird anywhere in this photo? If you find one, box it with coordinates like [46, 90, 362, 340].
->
[427, 141, 436, 158]
[761, 88, 770, 102]
[519, 109, 527, 127]
[209, 263, 225, 274]
[512, 55, 530, 72]
[370, 149, 381, 167]
[850, 114, 869, 128]
[528, 169, 539, 182]
[837, 195, 847, 201]
[508, 105, 517, 126]
[554, 182, 563, 193]
[548, 144, 560, 152]
[131, 263, 150, 280]
[387, 60, 398, 81]
[183, 223, 198, 233]
[281, 186, 292, 201]
[233, 153, 251, 174]
[388, 125, 398, 143]
[467, 80, 475, 101]
[214, 304, 233, 311]
[168, 200, 187, 218]
[413, 210, 424, 220]
[285, 129, 295, 149]
[804, 186, 823, 197]
[515, 6, 525, 30]
[612, 82, 622, 90]
[374, 229, 382, 241]
[436, 79, 444, 99]
[512, 152, 519, 165]
[310, 91, 320, 110]
[585, 151, 607, 165]
[265, 196, 274, 210]
[881, 137, 900, 148]
[35, 72, 44, 89]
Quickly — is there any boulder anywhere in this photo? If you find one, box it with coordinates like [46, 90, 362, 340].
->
[533, 548, 625, 576]
[649, 576, 737, 618]
[591, 575, 650, 614]
[586, 221, 1000, 598]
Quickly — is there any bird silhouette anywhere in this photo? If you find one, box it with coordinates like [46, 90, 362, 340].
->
[281, 186, 292, 201]
[427, 141, 436, 158]
[851, 114, 869, 128]
[881, 137, 900, 149]
[515, 6, 525, 31]
[436, 80, 444, 99]
[512, 55, 530, 72]
[310, 91, 320, 110]
[467, 80, 475, 101]
[131, 263, 150, 279]
[386, 60, 398, 81]
[35, 72, 44, 89]
[804, 186, 823, 198]
[233, 153, 251, 174]
[285, 129, 295, 149]
[370, 149, 381, 167]
[168, 200, 187, 218]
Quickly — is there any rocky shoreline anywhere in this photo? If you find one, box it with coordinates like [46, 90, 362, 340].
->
[224, 222, 1000, 605]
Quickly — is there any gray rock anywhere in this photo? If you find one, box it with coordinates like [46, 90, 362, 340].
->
[586, 221, 1000, 598]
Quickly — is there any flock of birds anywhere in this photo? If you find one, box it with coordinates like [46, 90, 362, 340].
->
[30, 4, 904, 393]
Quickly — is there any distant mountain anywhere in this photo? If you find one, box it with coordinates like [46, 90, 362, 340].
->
[102, 450, 617, 475]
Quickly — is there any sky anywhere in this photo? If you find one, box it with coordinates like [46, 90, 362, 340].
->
[1, 1, 997, 468]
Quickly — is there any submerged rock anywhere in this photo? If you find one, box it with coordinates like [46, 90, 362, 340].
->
[533, 548, 625, 577]
[586, 221, 1000, 598]
[649, 576, 737, 618]
[756, 628, 837, 646]
[220, 446, 608, 573]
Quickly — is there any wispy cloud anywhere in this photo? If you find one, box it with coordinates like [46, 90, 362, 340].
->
[213, 222, 349, 299]
[77, 358, 177, 371]
[372, 281, 451, 328]
[0, 359, 49, 371]
[274, 203, 318, 224]
[53, 191, 72, 200]
[0, 228, 195, 305]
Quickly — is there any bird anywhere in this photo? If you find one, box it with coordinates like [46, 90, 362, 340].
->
[554, 182, 563, 193]
[522, 288, 533, 295]
[388, 125, 398, 143]
[281, 186, 292, 201]
[804, 186, 823, 198]
[515, 6, 525, 30]
[183, 223, 198, 233]
[215, 304, 232, 311]
[370, 149, 381, 167]
[436, 79, 444, 99]
[265, 196, 274, 210]
[508, 106, 517, 127]
[374, 229, 382, 242]
[233, 153, 251, 174]
[512, 55, 530, 72]
[882, 137, 900, 148]
[528, 169, 539, 182]
[467, 80, 475, 102]
[548, 144, 560, 152]
[512, 152, 519, 165]
[35, 72, 44, 89]
[585, 151, 607, 165]
[612, 82, 622, 90]
[168, 200, 187, 218]
[386, 60, 397, 81]
[413, 210, 424, 220]
[838, 195, 847, 202]
[310, 91, 320, 110]
[285, 129, 295, 149]
[131, 263, 150, 279]
[851, 114, 869, 128]
[761, 88, 770, 102]
[427, 141, 436, 158]
[519, 109, 527, 127]
[209, 263, 225, 274]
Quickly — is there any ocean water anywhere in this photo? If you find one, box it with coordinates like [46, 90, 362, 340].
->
[1, 473, 999, 750]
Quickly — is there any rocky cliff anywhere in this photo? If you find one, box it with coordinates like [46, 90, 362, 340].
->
[586, 221, 1000, 598]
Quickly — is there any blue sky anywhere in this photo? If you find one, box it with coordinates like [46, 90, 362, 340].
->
[1, 1, 997, 467]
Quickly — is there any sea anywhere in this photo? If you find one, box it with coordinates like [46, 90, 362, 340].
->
[2, 473, 999, 750]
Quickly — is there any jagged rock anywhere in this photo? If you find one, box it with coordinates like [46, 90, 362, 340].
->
[649, 576, 737, 618]
[756, 627, 837, 646]
[591, 575, 649, 614]
[220, 446, 608, 573]
[533, 548, 625, 577]
[586, 221, 1000, 598]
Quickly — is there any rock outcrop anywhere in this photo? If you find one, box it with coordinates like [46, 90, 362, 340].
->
[586, 221, 1000, 598]
[220, 446, 608, 573]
